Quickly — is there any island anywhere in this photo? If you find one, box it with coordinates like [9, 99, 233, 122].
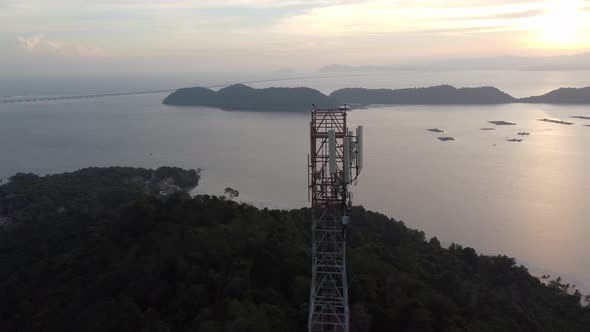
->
[437, 137, 455, 141]
[330, 85, 516, 105]
[1, 167, 589, 331]
[520, 87, 590, 104]
[163, 84, 338, 111]
[572, 116, 590, 120]
[163, 84, 590, 111]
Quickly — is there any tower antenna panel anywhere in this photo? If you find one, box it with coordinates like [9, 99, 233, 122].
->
[329, 129, 337, 175]
[356, 126, 363, 171]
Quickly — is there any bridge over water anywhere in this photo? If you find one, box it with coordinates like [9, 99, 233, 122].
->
[0, 90, 175, 105]
[0, 73, 410, 105]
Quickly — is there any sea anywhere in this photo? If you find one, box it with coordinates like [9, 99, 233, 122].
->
[1, 69, 590, 291]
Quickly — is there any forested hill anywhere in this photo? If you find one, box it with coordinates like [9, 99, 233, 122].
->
[162, 84, 338, 111]
[330, 85, 516, 105]
[0, 166, 200, 226]
[519, 87, 590, 104]
[1, 167, 589, 331]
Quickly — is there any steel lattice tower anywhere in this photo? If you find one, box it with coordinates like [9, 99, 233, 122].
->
[308, 107, 363, 332]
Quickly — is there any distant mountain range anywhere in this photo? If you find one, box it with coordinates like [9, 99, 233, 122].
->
[319, 53, 590, 72]
[162, 84, 590, 111]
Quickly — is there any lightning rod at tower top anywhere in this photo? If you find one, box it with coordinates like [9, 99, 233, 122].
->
[308, 104, 363, 332]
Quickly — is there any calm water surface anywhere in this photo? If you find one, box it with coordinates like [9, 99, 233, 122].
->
[1, 79, 590, 290]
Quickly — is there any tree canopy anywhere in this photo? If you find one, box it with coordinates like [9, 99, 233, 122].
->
[0, 167, 588, 331]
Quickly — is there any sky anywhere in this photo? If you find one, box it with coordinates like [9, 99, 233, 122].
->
[1, 0, 590, 77]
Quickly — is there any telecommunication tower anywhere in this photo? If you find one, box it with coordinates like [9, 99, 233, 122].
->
[308, 106, 363, 332]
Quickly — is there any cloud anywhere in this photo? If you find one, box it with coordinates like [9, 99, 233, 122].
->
[17, 34, 112, 57]
[4, 0, 590, 74]
[17, 34, 43, 50]
[272, 0, 552, 37]
[435, 8, 544, 21]
[3, 0, 367, 10]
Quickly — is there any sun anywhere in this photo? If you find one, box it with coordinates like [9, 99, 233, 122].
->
[529, 0, 589, 49]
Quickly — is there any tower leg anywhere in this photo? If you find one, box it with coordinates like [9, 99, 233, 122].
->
[308, 210, 349, 332]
